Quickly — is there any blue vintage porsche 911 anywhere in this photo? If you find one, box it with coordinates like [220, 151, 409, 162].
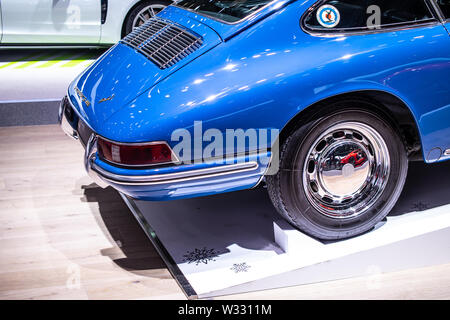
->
[60, 0, 450, 240]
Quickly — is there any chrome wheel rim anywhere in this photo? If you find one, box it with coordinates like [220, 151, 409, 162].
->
[132, 4, 166, 29]
[302, 122, 390, 219]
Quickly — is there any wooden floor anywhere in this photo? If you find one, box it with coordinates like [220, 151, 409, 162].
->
[0, 125, 449, 300]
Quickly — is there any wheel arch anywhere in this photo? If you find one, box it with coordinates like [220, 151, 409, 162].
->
[279, 90, 423, 160]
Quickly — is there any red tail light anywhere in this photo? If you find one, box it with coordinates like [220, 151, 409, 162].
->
[97, 137, 177, 166]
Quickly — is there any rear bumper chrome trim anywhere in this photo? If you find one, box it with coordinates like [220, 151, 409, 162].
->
[84, 132, 259, 187]
[60, 96, 261, 188]
[58, 97, 78, 141]
[91, 160, 259, 186]
[85, 135, 109, 188]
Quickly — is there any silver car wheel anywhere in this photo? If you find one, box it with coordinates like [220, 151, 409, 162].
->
[302, 122, 391, 219]
[132, 4, 166, 29]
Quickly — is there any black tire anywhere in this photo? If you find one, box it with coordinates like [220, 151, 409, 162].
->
[123, 1, 171, 36]
[266, 103, 408, 240]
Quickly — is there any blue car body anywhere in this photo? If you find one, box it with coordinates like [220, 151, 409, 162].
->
[62, 0, 450, 201]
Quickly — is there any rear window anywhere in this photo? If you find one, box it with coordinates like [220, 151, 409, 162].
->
[304, 0, 435, 33]
[435, 0, 450, 19]
[175, 0, 275, 23]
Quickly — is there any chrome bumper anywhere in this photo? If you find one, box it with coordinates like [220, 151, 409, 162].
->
[59, 96, 260, 189]
[90, 158, 259, 186]
[85, 132, 259, 187]
[59, 97, 108, 188]
[84, 134, 109, 188]
[58, 97, 79, 141]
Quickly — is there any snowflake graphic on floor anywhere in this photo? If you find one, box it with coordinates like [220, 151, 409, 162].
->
[231, 262, 251, 273]
[412, 202, 429, 211]
[183, 247, 219, 265]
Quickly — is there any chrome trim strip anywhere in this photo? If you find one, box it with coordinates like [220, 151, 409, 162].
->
[91, 160, 259, 186]
[427, 0, 446, 22]
[302, 20, 440, 38]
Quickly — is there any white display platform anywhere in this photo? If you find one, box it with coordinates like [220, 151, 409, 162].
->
[121, 162, 450, 299]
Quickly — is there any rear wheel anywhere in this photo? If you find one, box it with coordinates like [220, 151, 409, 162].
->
[124, 1, 170, 36]
[266, 106, 408, 240]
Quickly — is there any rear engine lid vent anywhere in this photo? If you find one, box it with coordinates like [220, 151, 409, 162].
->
[121, 17, 203, 69]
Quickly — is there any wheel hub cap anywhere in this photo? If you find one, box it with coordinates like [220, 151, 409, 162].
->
[319, 141, 370, 197]
[303, 122, 390, 219]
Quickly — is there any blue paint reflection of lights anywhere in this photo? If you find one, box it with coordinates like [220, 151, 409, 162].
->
[273, 1, 286, 10]
[223, 63, 237, 71]
[341, 54, 353, 60]
[205, 95, 218, 102]
[193, 79, 206, 85]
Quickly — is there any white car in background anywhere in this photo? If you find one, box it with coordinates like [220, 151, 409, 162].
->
[0, 0, 172, 46]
